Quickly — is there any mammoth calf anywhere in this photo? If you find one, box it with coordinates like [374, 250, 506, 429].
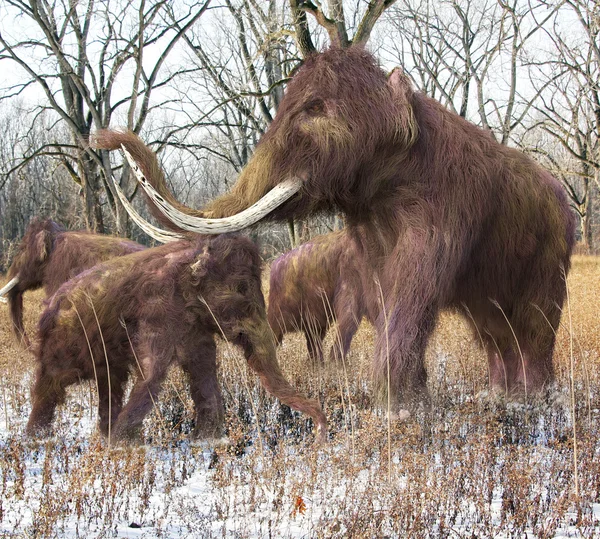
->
[0, 218, 144, 347]
[26, 234, 327, 442]
[268, 230, 370, 365]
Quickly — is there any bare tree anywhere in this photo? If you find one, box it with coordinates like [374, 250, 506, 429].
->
[0, 0, 210, 232]
[384, 0, 559, 144]
[525, 0, 599, 251]
[0, 104, 81, 266]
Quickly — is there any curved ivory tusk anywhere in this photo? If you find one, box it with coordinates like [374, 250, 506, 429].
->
[112, 176, 184, 243]
[0, 296, 7, 303]
[121, 146, 303, 234]
[0, 276, 19, 298]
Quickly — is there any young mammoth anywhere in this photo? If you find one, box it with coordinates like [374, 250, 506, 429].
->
[0, 218, 144, 347]
[26, 234, 327, 443]
[268, 230, 372, 365]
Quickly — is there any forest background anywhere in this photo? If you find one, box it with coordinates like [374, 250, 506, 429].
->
[0, 0, 597, 264]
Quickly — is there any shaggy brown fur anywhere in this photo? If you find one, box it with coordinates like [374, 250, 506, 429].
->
[100, 52, 576, 411]
[25, 233, 326, 442]
[268, 230, 370, 365]
[3, 218, 144, 348]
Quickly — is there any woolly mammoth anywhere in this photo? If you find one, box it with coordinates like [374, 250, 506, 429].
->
[99, 42, 576, 411]
[26, 234, 327, 442]
[268, 230, 371, 365]
[0, 218, 144, 347]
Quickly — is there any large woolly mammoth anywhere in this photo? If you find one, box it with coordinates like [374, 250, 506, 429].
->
[26, 234, 327, 442]
[0, 218, 144, 347]
[97, 43, 576, 410]
[268, 230, 371, 365]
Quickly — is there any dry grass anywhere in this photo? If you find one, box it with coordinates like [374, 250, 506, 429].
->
[1, 256, 600, 537]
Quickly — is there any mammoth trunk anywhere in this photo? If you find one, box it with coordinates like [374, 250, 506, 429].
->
[8, 290, 30, 348]
[240, 317, 327, 441]
[202, 146, 280, 219]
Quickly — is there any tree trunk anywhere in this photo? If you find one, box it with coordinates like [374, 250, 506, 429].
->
[583, 178, 595, 253]
[581, 212, 592, 254]
[80, 150, 105, 233]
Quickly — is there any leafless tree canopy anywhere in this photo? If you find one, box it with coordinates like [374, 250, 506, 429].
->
[0, 0, 598, 253]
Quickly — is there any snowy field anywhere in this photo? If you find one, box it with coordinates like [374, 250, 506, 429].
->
[1, 256, 600, 538]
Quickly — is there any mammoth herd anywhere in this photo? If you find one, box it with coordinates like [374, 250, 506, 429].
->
[1, 46, 575, 444]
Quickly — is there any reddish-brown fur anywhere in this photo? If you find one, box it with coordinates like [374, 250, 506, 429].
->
[268, 230, 371, 365]
[119, 47, 575, 408]
[25, 227, 326, 442]
[4, 218, 144, 347]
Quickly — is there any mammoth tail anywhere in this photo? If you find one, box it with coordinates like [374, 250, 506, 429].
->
[91, 129, 193, 233]
[8, 290, 31, 349]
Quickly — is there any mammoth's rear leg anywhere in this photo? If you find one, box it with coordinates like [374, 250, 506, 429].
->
[235, 317, 327, 442]
[179, 336, 224, 438]
[475, 304, 559, 399]
[329, 291, 363, 365]
[111, 327, 175, 442]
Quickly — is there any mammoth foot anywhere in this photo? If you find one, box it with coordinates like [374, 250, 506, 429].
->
[388, 409, 411, 422]
[192, 420, 225, 440]
[108, 423, 145, 446]
[477, 383, 568, 412]
[24, 421, 53, 439]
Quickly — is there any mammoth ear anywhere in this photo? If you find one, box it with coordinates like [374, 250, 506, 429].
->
[387, 68, 418, 148]
[388, 68, 412, 97]
[34, 230, 52, 262]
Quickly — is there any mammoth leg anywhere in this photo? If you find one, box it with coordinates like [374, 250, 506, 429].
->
[271, 324, 284, 346]
[111, 360, 171, 441]
[329, 318, 360, 365]
[267, 309, 285, 346]
[329, 292, 362, 365]
[368, 229, 452, 410]
[304, 325, 327, 366]
[180, 337, 224, 438]
[503, 335, 556, 396]
[111, 329, 175, 441]
[479, 304, 558, 397]
[373, 305, 436, 409]
[509, 296, 562, 394]
[26, 365, 68, 436]
[236, 317, 327, 441]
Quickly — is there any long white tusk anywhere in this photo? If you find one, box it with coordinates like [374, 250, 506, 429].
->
[121, 146, 303, 234]
[0, 276, 19, 298]
[0, 297, 7, 303]
[112, 176, 184, 243]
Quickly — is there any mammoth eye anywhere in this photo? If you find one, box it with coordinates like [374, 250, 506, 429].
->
[305, 99, 325, 116]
